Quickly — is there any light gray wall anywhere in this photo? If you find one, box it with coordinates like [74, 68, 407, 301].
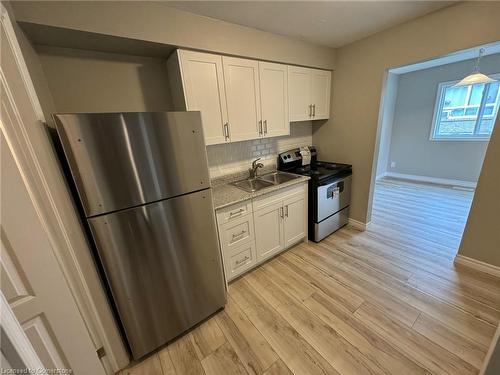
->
[458, 113, 500, 267]
[484, 325, 500, 375]
[36, 45, 174, 117]
[12, 1, 335, 70]
[312, 2, 500, 223]
[387, 53, 500, 182]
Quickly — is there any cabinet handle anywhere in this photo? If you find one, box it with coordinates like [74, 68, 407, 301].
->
[313, 104, 316, 117]
[235, 255, 250, 266]
[280, 207, 284, 218]
[309, 104, 312, 117]
[264, 120, 268, 135]
[224, 123, 230, 140]
[285, 205, 289, 217]
[232, 230, 247, 239]
[229, 208, 245, 218]
[258, 120, 263, 135]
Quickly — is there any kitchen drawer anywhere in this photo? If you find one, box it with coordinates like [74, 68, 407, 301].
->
[224, 241, 257, 281]
[252, 183, 307, 211]
[216, 200, 253, 225]
[219, 214, 254, 252]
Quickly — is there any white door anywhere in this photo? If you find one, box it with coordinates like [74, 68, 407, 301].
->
[259, 62, 289, 137]
[254, 201, 284, 261]
[0, 134, 105, 375]
[0, 8, 107, 373]
[283, 194, 307, 247]
[288, 66, 312, 122]
[310, 69, 331, 120]
[179, 50, 229, 145]
[223, 56, 262, 141]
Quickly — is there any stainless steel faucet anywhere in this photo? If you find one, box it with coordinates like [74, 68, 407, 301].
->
[249, 157, 264, 178]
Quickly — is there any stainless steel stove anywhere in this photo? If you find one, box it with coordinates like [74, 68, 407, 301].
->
[278, 146, 352, 242]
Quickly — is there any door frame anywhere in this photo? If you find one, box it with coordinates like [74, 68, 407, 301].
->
[0, 4, 129, 373]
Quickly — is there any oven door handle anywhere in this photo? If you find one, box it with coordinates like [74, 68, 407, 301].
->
[328, 186, 341, 199]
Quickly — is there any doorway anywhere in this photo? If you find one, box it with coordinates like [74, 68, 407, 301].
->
[370, 44, 500, 256]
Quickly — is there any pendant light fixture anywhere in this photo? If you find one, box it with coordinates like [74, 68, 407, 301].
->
[455, 48, 497, 86]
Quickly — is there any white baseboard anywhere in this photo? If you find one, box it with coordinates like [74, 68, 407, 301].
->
[382, 172, 477, 189]
[454, 255, 500, 278]
[348, 218, 371, 231]
[376, 172, 388, 181]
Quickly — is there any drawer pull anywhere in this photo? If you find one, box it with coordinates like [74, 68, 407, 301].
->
[229, 208, 245, 218]
[235, 255, 250, 265]
[232, 230, 247, 239]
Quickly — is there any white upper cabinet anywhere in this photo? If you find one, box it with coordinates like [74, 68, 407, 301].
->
[168, 49, 331, 144]
[310, 68, 331, 120]
[223, 56, 262, 142]
[169, 50, 229, 145]
[259, 62, 289, 137]
[288, 66, 312, 122]
[288, 66, 331, 122]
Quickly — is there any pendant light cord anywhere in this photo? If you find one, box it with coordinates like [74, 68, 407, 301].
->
[473, 48, 485, 73]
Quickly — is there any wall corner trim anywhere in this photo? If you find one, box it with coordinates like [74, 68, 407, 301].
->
[454, 255, 500, 278]
[348, 218, 371, 232]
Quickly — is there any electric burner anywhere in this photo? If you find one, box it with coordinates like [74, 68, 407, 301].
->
[289, 161, 351, 181]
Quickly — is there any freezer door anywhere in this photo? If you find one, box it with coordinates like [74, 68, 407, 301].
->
[54, 111, 210, 217]
[88, 189, 226, 359]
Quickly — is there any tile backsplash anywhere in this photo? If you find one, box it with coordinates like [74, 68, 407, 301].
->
[207, 122, 312, 178]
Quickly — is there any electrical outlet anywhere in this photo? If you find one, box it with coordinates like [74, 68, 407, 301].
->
[390, 161, 396, 168]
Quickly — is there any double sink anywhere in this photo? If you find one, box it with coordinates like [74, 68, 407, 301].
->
[232, 171, 301, 192]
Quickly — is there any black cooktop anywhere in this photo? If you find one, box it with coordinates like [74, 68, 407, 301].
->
[278, 146, 352, 183]
[292, 161, 351, 181]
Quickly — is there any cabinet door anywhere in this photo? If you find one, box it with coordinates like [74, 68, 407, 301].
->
[310, 69, 331, 120]
[179, 50, 229, 145]
[288, 66, 312, 122]
[254, 201, 284, 261]
[259, 62, 289, 137]
[223, 56, 262, 141]
[283, 194, 307, 247]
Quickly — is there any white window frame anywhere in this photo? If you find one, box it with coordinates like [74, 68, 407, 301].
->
[430, 73, 500, 141]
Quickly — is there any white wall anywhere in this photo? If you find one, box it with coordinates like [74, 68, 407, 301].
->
[458, 113, 500, 267]
[207, 122, 312, 178]
[375, 72, 399, 178]
[312, 2, 500, 223]
[11, 1, 335, 70]
[36, 45, 174, 117]
[385, 53, 500, 182]
[36, 45, 314, 179]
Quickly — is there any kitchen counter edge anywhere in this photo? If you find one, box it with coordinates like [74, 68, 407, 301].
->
[212, 174, 310, 210]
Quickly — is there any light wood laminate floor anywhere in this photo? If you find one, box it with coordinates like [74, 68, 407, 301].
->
[120, 179, 499, 375]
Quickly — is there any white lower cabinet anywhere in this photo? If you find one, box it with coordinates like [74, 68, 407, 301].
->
[283, 193, 307, 248]
[254, 201, 285, 260]
[216, 182, 307, 281]
[224, 241, 257, 281]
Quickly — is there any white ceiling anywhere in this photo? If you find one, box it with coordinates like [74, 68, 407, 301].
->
[165, 1, 453, 48]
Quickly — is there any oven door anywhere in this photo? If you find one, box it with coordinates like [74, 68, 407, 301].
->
[316, 175, 351, 222]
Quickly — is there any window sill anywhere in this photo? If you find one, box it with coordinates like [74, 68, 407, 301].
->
[429, 137, 491, 142]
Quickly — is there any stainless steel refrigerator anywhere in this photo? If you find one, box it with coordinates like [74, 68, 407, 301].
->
[53, 111, 226, 360]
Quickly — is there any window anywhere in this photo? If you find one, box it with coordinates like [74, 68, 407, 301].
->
[431, 74, 500, 140]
